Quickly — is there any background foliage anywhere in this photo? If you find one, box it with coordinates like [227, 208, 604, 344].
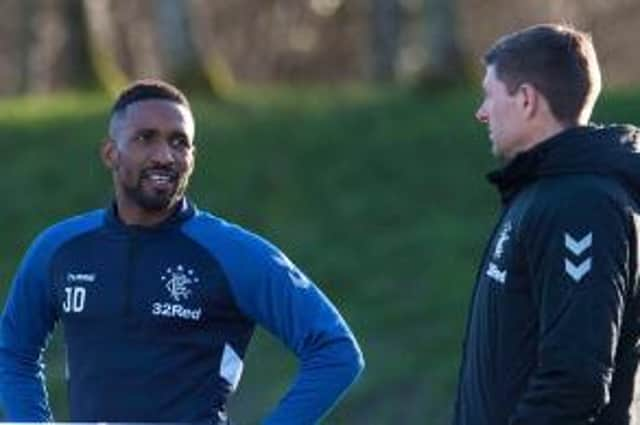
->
[1, 85, 639, 423]
[2, 0, 640, 423]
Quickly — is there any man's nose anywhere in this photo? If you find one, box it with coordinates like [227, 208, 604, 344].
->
[150, 141, 175, 164]
[475, 107, 488, 124]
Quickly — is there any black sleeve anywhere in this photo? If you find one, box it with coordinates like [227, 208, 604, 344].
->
[509, 183, 633, 425]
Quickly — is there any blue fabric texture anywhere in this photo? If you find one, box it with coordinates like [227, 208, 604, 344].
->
[0, 201, 363, 423]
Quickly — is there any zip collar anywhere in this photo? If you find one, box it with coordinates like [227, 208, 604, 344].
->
[104, 197, 196, 233]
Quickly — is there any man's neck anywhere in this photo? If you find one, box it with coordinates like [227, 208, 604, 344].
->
[508, 120, 575, 161]
[116, 201, 179, 227]
[531, 120, 573, 147]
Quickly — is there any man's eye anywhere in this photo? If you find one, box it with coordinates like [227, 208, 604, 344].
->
[135, 132, 154, 143]
[170, 137, 190, 149]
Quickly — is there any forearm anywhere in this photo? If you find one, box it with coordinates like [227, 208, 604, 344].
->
[263, 338, 364, 425]
[0, 348, 53, 422]
[508, 346, 612, 425]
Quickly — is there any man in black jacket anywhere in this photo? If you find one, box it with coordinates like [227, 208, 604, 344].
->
[453, 24, 640, 425]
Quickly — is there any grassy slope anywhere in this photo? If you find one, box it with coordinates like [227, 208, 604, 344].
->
[0, 86, 638, 424]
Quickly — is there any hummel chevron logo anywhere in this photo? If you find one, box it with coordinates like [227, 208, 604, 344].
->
[565, 258, 592, 282]
[564, 232, 592, 256]
[486, 262, 507, 285]
[274, 254, 311, 289]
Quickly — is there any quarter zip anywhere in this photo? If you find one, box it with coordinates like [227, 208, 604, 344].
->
[123, 232, 139, 321]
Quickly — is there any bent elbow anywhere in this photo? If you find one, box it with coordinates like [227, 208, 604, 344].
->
[343, 338, 365, 384]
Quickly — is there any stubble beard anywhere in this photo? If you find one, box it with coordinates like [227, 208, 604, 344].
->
[123, 173, 190, 212]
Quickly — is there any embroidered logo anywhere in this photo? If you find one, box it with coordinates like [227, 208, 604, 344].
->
[152, 265, 202, 321]
[493, 221, 512, 260]
[273, 253, 311, 289]
[161, 265, 199, 302]
[63, 272, 94, 313]
[486, 220, 512, 285]
[564, 232, 592, 282]
[486, 262, 507, 284]
[67, 273, 96, 283]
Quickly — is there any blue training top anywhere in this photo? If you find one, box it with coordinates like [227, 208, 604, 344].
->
[0, 199, 364, 424]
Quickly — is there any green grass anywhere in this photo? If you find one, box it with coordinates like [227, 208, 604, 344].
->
[1, 85, 639, 424]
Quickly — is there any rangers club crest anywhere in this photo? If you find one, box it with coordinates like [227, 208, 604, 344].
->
[161, 265, 199, 302]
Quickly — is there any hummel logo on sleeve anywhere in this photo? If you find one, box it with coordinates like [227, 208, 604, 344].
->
[565, 257, 592, 282]
[219, 343, 244, 392]
[486, 262, 507, 285]
[565, 232, 592, 256]
[564, 232, 592, 282]
[273, 253, 312, 289]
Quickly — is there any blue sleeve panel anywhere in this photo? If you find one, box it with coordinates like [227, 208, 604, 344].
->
[0, 210, 104, 421]
[183, 212, 365, 425]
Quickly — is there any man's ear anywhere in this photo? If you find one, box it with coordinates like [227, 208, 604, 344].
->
[519, 83, 539, 120]
[101, 138, 117, 170]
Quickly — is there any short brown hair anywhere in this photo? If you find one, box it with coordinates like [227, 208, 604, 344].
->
[484, 24, 601, 124]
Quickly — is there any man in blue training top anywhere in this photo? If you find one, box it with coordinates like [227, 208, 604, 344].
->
[0, 79, 364, 424]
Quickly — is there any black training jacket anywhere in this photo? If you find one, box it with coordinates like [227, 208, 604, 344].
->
[453, 125, 640, 425]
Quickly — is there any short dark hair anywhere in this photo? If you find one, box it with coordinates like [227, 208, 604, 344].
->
[108, 79, 193, 142]
[110, 79, 191, 116]
[484, 24, 601, 124]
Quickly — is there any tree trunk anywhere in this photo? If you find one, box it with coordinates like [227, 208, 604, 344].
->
[60, 0, 95, 89]
[83, 0, 128, 95]
[14, 0, 96, 93]
[115, 0, 163, 80]
[183, 0, 236, 98]
[419, 0, 466, 90]
[153, 0, 210, 91]
[16, 0, 35, 93]
[23, 0, 65, 93]
[371, 0, 400, 81]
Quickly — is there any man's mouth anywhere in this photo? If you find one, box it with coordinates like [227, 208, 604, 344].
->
[141, 169, 179, 190]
